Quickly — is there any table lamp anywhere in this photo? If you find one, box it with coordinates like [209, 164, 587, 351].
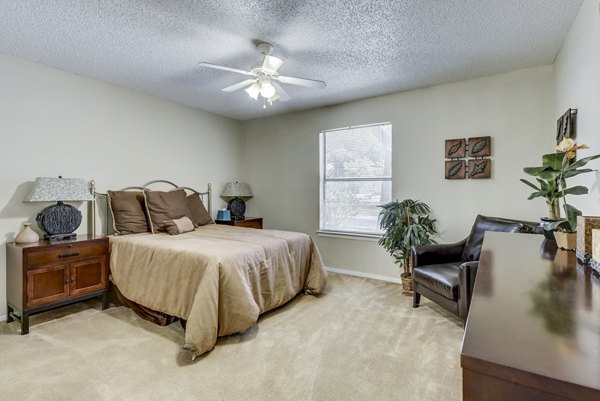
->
[220, 182, 253, 220]
[24, 176, 94, 241]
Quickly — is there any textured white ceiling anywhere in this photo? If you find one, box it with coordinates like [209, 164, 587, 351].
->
[0, 1, 583, 121]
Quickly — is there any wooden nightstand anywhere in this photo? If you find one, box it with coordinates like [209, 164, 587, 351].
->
[6, 235, 109, 334]
[215, 217, 263, 229]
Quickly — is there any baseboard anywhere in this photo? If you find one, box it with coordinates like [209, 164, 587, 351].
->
[326, 266, 401, 284]
[0, 314, 7, 323]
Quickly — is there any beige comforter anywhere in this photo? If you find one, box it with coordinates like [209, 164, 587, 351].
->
[109, 224, 327, 356]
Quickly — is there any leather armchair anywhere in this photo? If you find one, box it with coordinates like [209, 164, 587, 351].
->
[411, 215, 541, 321]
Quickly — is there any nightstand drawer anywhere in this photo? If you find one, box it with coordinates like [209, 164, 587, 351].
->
[216, 217, 263, 229]
[235, 219, 262, 229]
[27, 241, 108, 269]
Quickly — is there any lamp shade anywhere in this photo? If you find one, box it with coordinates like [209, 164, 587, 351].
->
[24, 177, 94, 202]
[220, 182, 253, 201]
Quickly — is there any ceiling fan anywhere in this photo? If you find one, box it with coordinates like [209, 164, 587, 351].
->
[199, 42, 326, 106]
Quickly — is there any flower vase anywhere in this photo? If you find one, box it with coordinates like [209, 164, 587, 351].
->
[15, 223, 39, 244]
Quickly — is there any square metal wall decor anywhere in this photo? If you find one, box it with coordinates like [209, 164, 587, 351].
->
[445, 136, 492, 179]
[468, 159, 491, 179]
[445, 138, 466, 159]
[445, 160, 466, 179]
[556, 108, 577, 145]
[467, 136, 491, 157]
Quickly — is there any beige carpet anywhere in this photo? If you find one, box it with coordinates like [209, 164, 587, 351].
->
[0, 273, 463, 401]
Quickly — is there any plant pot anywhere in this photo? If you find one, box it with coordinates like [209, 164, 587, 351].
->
[400, 272, 413, 292]
[554, 231, 577, 251]
[540, 217, 560, 240]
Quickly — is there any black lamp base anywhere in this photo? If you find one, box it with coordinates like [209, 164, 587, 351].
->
[44, 233, 77, 242]
[227, 197, 246, 221]
[36, 202, 82, 241]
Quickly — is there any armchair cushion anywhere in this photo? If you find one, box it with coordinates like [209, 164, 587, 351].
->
[461, 215, 525, 261]
[413, 263, 461, 300]
[412, 238, 467, 268]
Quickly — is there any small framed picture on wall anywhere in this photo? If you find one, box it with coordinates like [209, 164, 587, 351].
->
[556, 108, 577, 144]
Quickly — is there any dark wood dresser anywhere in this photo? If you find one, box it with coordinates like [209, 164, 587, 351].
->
[215, 217, 263, 229]
[461, 232, 600, 401]
[6, 235, 109, 334]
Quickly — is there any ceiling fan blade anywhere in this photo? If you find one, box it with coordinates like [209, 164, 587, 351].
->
[222, 79, 257, 92]
[198, 62, 256, 76]
[276, 75, 326, 88]
[272, 82, 290, 101]
[261, 55, 284, 74]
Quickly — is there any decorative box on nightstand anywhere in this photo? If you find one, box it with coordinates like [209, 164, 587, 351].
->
[215, 217, 263, 229]
[6, 235, 109, 334]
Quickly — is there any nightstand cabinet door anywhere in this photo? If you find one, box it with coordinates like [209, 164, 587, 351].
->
[27, 264, 69, 308]
[70, 257, 107, 297]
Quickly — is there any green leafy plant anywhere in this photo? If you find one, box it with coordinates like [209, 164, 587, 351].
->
[378, 199, 438, 277]
[521, 138, 600, 232]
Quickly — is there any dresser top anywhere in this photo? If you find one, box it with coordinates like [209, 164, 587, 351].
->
[461, 232, 600, 396]
[8, 235, 108, 249]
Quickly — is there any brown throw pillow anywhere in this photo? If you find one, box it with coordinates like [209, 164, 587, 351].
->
[108, 191, 149, 235]
[187, 192, 214, 226]
[144, 189, 195, 233]
[164, 216, 195, 235]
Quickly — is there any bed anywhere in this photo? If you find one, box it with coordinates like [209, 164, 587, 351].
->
[92, 180, 327, 358]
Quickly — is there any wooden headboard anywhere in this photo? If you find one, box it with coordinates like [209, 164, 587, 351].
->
[90, 179, 212, 236]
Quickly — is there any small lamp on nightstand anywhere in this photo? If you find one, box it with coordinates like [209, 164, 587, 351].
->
[220, 182, 253, 220]
[24, 176, 94, 241]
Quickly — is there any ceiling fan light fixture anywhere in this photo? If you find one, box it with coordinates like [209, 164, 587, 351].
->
[245, 83, 261, 100]
[198, 42, 326, 107]
[259, 81, 276, 98]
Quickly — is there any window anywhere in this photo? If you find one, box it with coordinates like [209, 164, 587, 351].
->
[319, 122, 392, 236]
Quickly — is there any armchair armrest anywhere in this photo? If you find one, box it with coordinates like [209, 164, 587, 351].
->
[412, 238, 467, 268]
[458, 261, 479, 320]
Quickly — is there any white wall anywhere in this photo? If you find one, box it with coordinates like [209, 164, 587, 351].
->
[242, 66, 555, 279]
[0, 53, 243, 318]
[555, 0, 600, 215]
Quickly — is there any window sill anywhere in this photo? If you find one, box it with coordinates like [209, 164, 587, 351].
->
[316, 230, 381, 242]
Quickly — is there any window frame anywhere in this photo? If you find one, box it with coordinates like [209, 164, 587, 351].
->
[318, 122, 392, 238]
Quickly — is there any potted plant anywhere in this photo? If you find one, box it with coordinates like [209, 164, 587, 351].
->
[378, 199, 438, 292]
[521, 138, 600, 248]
